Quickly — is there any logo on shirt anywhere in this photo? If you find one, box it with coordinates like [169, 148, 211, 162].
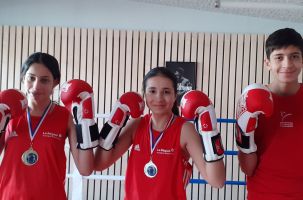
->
[134, 144, 140, 151]
[156, 148, 175, 155]
[5, 130, 18, 143]
[280, 111, 293, 128]
[7, 130, 18, 138]
[42, 132, 64, 140]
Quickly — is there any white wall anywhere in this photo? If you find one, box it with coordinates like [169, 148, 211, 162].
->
[0, 0, 302, 34]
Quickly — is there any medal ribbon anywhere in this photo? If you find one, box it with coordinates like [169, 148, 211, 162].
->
[149, 114, 175, 155]
[27, 101, 52, 141]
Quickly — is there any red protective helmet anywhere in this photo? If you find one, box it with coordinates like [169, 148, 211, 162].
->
[0, 89, 28, 118]
[180, 90, 211, 120]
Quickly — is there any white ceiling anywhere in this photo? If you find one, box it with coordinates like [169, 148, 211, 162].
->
[131, 0, 303, 23]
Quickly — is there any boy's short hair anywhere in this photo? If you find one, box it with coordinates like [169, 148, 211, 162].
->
[265, 28, 303, 59]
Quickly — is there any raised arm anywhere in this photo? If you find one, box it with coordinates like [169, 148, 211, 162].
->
[181, 122, 225, 188]
[67, 114, 94, 176]
[94, 118, 141, 171]
[60, 79, 99, 176]
[0, 89, 27, 154]
[180, 90, 226, 188]
[235, 83, 273, 176]
[95, 92, 145, 171]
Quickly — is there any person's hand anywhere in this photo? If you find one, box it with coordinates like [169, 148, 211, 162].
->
[181, 90, 224, 162]
[0, 89, 27, 134]
[235, 83, 273, 154]
[60, 79, 99, 149]
[99, 92, 145, 150]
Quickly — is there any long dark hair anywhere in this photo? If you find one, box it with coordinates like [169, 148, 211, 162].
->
[21, 52, 61, 82]
[142, 67, 179, 116]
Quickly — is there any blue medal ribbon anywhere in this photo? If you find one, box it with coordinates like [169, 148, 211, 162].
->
[148, 114, 175, 156]
[26, 101, 52, 141]
[144, 114, 175, 178]
[22, 101, 52, 166]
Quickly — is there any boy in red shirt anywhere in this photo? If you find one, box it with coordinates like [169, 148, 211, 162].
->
[236, 28, 303, 200]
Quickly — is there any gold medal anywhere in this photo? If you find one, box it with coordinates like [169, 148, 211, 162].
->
[22, 147, 39, 166]
[23, 101, 52, 166]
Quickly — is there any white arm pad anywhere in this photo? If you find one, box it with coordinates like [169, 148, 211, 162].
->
[235, 111, 258, 154]
[72, 93, 99, 150]
[74, 117, 99, 150]
[195, 105, 224, 162]
[99, 102, 129, 150]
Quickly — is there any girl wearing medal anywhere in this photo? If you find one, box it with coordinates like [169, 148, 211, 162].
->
[0, 52, 94, 200]
[95, 67, 226, 200]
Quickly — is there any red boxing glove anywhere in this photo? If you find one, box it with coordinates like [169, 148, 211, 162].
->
[0, 89, 27, 134]
[99, 92, 145, 150]
[181, 90, 224, 162]
[236, 83, 273, 154]
[119, 92, 145, 118]
[60, 79, 99, 149]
